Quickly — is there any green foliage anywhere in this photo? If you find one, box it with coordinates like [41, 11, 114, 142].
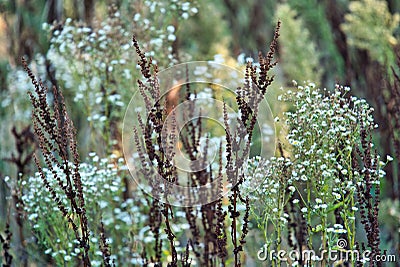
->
[275, 4, 322, 84]
[341, 0, 400, 65]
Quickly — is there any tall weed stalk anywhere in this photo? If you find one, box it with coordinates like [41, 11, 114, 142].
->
[130, 21, 280, 266]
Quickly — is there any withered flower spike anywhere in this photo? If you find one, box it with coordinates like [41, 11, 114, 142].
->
[24, 58, 92, 266]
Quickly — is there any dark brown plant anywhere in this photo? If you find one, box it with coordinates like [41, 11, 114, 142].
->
[353, 115, 381, 267]
[131, 20, 280, 266]
[23, 58, 92, 266]
[5, 126, 36, 178]
[0, 209, 13, 267]
[387, 51, 400, 198]
[99, 220, 114, 267]
[224, 21, 280, 267]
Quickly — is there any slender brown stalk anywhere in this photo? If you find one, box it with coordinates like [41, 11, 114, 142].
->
[131, 20, 279, 266]
[23, 58, 92, 266]
[0, 207, 13, 267]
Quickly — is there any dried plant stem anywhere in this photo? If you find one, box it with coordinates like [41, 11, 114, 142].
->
[132, 20, 279, 266]
[0, 206, 13, 267]
[23, 58, 92, 266]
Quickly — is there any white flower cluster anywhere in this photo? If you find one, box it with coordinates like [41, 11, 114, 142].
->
[41, 0, 199, 132]
[279, 83, 381, 211]
[21, 152, 196, 265]
[133, 0, 198, 65]
[244, 82, 387, 247]
[44, 14, 130, 130]
[243, 156, 294, 225]
[21, 154, 146, 265]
